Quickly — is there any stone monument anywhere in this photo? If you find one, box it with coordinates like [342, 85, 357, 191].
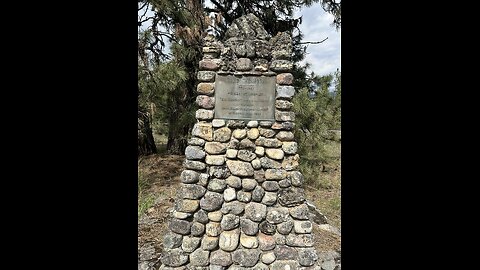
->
[160, 14, 319, 269]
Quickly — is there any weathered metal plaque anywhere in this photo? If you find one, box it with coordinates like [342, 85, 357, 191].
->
[214, 75, 276, 120]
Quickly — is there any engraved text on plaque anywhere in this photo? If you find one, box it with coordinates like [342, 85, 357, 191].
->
[214, 75, 275, 120]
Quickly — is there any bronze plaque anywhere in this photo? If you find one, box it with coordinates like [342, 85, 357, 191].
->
[214, 75, 276, 120]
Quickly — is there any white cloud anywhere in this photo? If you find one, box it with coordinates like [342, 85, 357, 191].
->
[295, 4, 341, 76]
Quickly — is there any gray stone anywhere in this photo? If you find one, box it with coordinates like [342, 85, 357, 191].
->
[245, 202, 267, 222]
[289, 171, 304, 187]
[194, 209, 209, 224]
[271, 121, 295, 131]
[161, 248, 188, 267]
[206, 155, 225, 166]
[275, 111, 295, 122]
[259, 121, 273, 127]
[263, 138, 283, 148]
[227, 138, 240, 149]
[282, 154, 299, 171]
[276, 131, 294, 141]
[278, 179, 291, 188]
[172, 211, 191, 219]
[254, 169, 266, 182]
[208, 265, 226, 270]
[201, 235, 219, 250]
[179, 184, 206, 200]
[265, 149, 285, 160]
[258, 127, 276, 138]
[196, 95, 215, 109]
[266, 207, 289, 224]
[181, 236, 201, 252]
[240, 217, 259, 235]
[237, 150, 256, 162]
[242, 178, 258, 191]
[212, 119, 226, 127]
[270, 60, 294, 72]
[181, 170, 200, 184]
[163, 232, 183, 249]
[232, 249, 261, 267]
[239, 138, 256, 150]
[207, 211, 223, 222]
[196, 109, 214, 120]
[236, 58, 253, 71]
[199, 58, 220, 70]
[205, 142, 227, 154]
[210, 250, 233, 267]
[321, 259, 336, 270]
[189, 249, 210, 266]
[298, 248, 318, 267]
[240, 233, 259, 248]
[282, 142, 298, 154]
[197, 82, 215, 95]
[273, 234, 286, 245]
[205, 222, 222, 237]
[226, 160, 254, 177]
[258, 232, 276, 250]
[233, 129, 247, 139]
[261, 252, 276, 264]
[294, 221, 313, 234]
[227, 120, 246, 128]
[237, 190, 252, 202]
[251, 158, 262, 169]
[209, 166, 230, 179]
[252, 263, 269, 270]
[214, 127, 232, 142]
[274, 245, 298, 260]
[275, 99, 293, 109]
[191, 222, 205, 236]
[260, 157, 282, 169]
[262, 181, 279, 192]
[221, 201, 245, 215]
[247, 121, 258, 128]
[169, 219, 191, 235]
[184, 160, 206, 171]
[192, 123, 213, 141]
[270, 260, 299, 270]
[277, 220, 294, 235]
[224, 187, 237, 202]
[289, 204, 309, 220]
[174, 199, 199, 213]
[255, 146, 265, 156]
[207, 178, 227, 192]
[197, 71, 216, 82]
[185, 146, 206, 160]
[188, 137, 205, 146]
[261, 192, 277, 205]
[278, 187, 305, 207]
[221, 214, 240, 230]
[251, 185, 265, 202]
[226, 175, 242, 188]
[286, 234, 314, 247]
[247, 128, 260, 140]
[200, 191, 224, 211]
[219, 228, 240, 251]
[276, 85, 295, 99]
[198, 173, 209, 187]
[259, 221, 276, 235]
[226, 149, 238, 159]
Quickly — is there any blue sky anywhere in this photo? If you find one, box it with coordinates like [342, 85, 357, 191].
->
[295, 4, 341, 77]
[138, 2, 340, 77]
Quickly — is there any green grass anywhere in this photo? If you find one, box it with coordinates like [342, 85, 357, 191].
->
[138, 171, 155, 218]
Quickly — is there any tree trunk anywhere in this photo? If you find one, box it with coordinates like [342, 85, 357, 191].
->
[138, 109, 157, 156]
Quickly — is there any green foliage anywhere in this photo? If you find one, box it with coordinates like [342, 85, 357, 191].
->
[138, 171, 155, 218]
[293, 71, 341, 187]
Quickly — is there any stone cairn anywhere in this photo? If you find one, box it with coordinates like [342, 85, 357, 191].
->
[160, 14, 319, 269]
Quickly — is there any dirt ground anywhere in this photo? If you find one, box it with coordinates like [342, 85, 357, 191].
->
[138, 153, 341, 259]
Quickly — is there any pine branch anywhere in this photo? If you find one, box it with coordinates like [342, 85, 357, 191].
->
[299, 37, 328, 45]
